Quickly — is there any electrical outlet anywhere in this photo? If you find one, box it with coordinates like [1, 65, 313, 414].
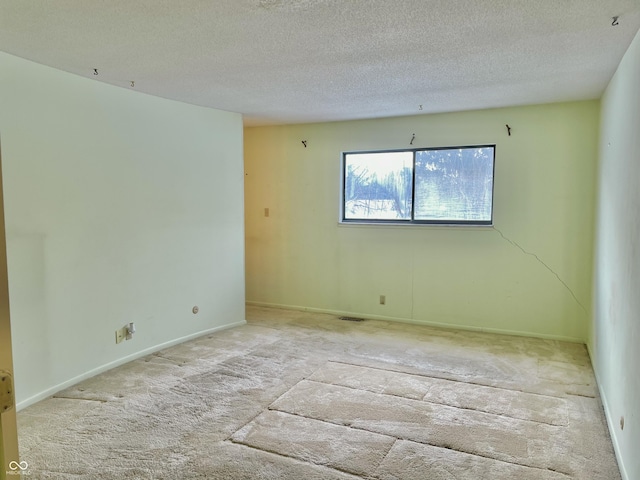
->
[379, 295, 386, 305]
[115, 327, 126, 344]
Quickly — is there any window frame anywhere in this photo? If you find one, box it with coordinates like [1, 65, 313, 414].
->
[340, 144, 496, 226]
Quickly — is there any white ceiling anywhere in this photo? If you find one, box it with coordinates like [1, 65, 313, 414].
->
[1, 1, 639, 126]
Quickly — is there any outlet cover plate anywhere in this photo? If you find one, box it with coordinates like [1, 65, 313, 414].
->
[115, 327, 126, 344]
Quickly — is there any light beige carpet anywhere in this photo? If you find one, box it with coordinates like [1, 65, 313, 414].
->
[17, 306, 620, 479]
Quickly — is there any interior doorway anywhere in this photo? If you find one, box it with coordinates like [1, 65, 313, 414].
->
[0, 138, 20, 480]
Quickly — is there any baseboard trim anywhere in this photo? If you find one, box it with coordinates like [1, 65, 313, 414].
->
[246, 301, 585, 343]
[16, 320, 246, 411]
[586, 343, 627, 480]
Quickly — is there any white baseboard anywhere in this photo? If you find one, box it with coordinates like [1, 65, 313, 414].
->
[586, 343, 627, 480]
[16, 320, 246, 411]
[246, 301, 585, 343]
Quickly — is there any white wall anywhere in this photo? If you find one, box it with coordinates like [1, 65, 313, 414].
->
[0, 52, 246, 408]
[245, 101, 599, 342]
[591, 28, 640, 480]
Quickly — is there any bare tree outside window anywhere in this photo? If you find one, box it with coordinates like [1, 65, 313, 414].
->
[343, 146, 494, 225]
[344, 151, 413, 220]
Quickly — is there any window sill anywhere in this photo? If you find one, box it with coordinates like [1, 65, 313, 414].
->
[337, 221, 495, 229]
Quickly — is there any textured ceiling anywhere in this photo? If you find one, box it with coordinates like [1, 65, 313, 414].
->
[1, 1, 639, 126]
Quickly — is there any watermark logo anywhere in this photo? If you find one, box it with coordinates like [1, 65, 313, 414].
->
[7, 460, 31, 476]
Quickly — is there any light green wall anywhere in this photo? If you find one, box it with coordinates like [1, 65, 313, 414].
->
[0, 52, 246, 408]
[591, 27, 640, 480]
[245, 101, 599, 342]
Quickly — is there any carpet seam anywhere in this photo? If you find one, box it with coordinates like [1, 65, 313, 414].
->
[225, 439, 367, 479]
[303, 377, 568, 428]
[264, 363, 328, 411]
[50, 395, 108, 403]
[223, 363, 328, 441]
[241, 407, 400, 448]
[373, 438, 400, 477]
[268, 406, 573, 477]
[327, 359, 576, 400]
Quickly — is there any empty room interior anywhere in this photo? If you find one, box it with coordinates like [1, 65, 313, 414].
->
[1, 1, 639, 479]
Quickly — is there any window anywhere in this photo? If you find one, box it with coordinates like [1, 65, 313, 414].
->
[342, 145, 495, 225]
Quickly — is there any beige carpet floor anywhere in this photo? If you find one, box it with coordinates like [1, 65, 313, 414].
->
[17, 306, 620, 479]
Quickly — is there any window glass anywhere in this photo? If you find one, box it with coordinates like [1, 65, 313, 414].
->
[344, 151, 413, 220]
[342, 146, 494, 225]
[414, 147, 494, 222]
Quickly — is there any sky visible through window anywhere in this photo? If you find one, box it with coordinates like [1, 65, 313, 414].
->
[343, 146, 494, 224]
